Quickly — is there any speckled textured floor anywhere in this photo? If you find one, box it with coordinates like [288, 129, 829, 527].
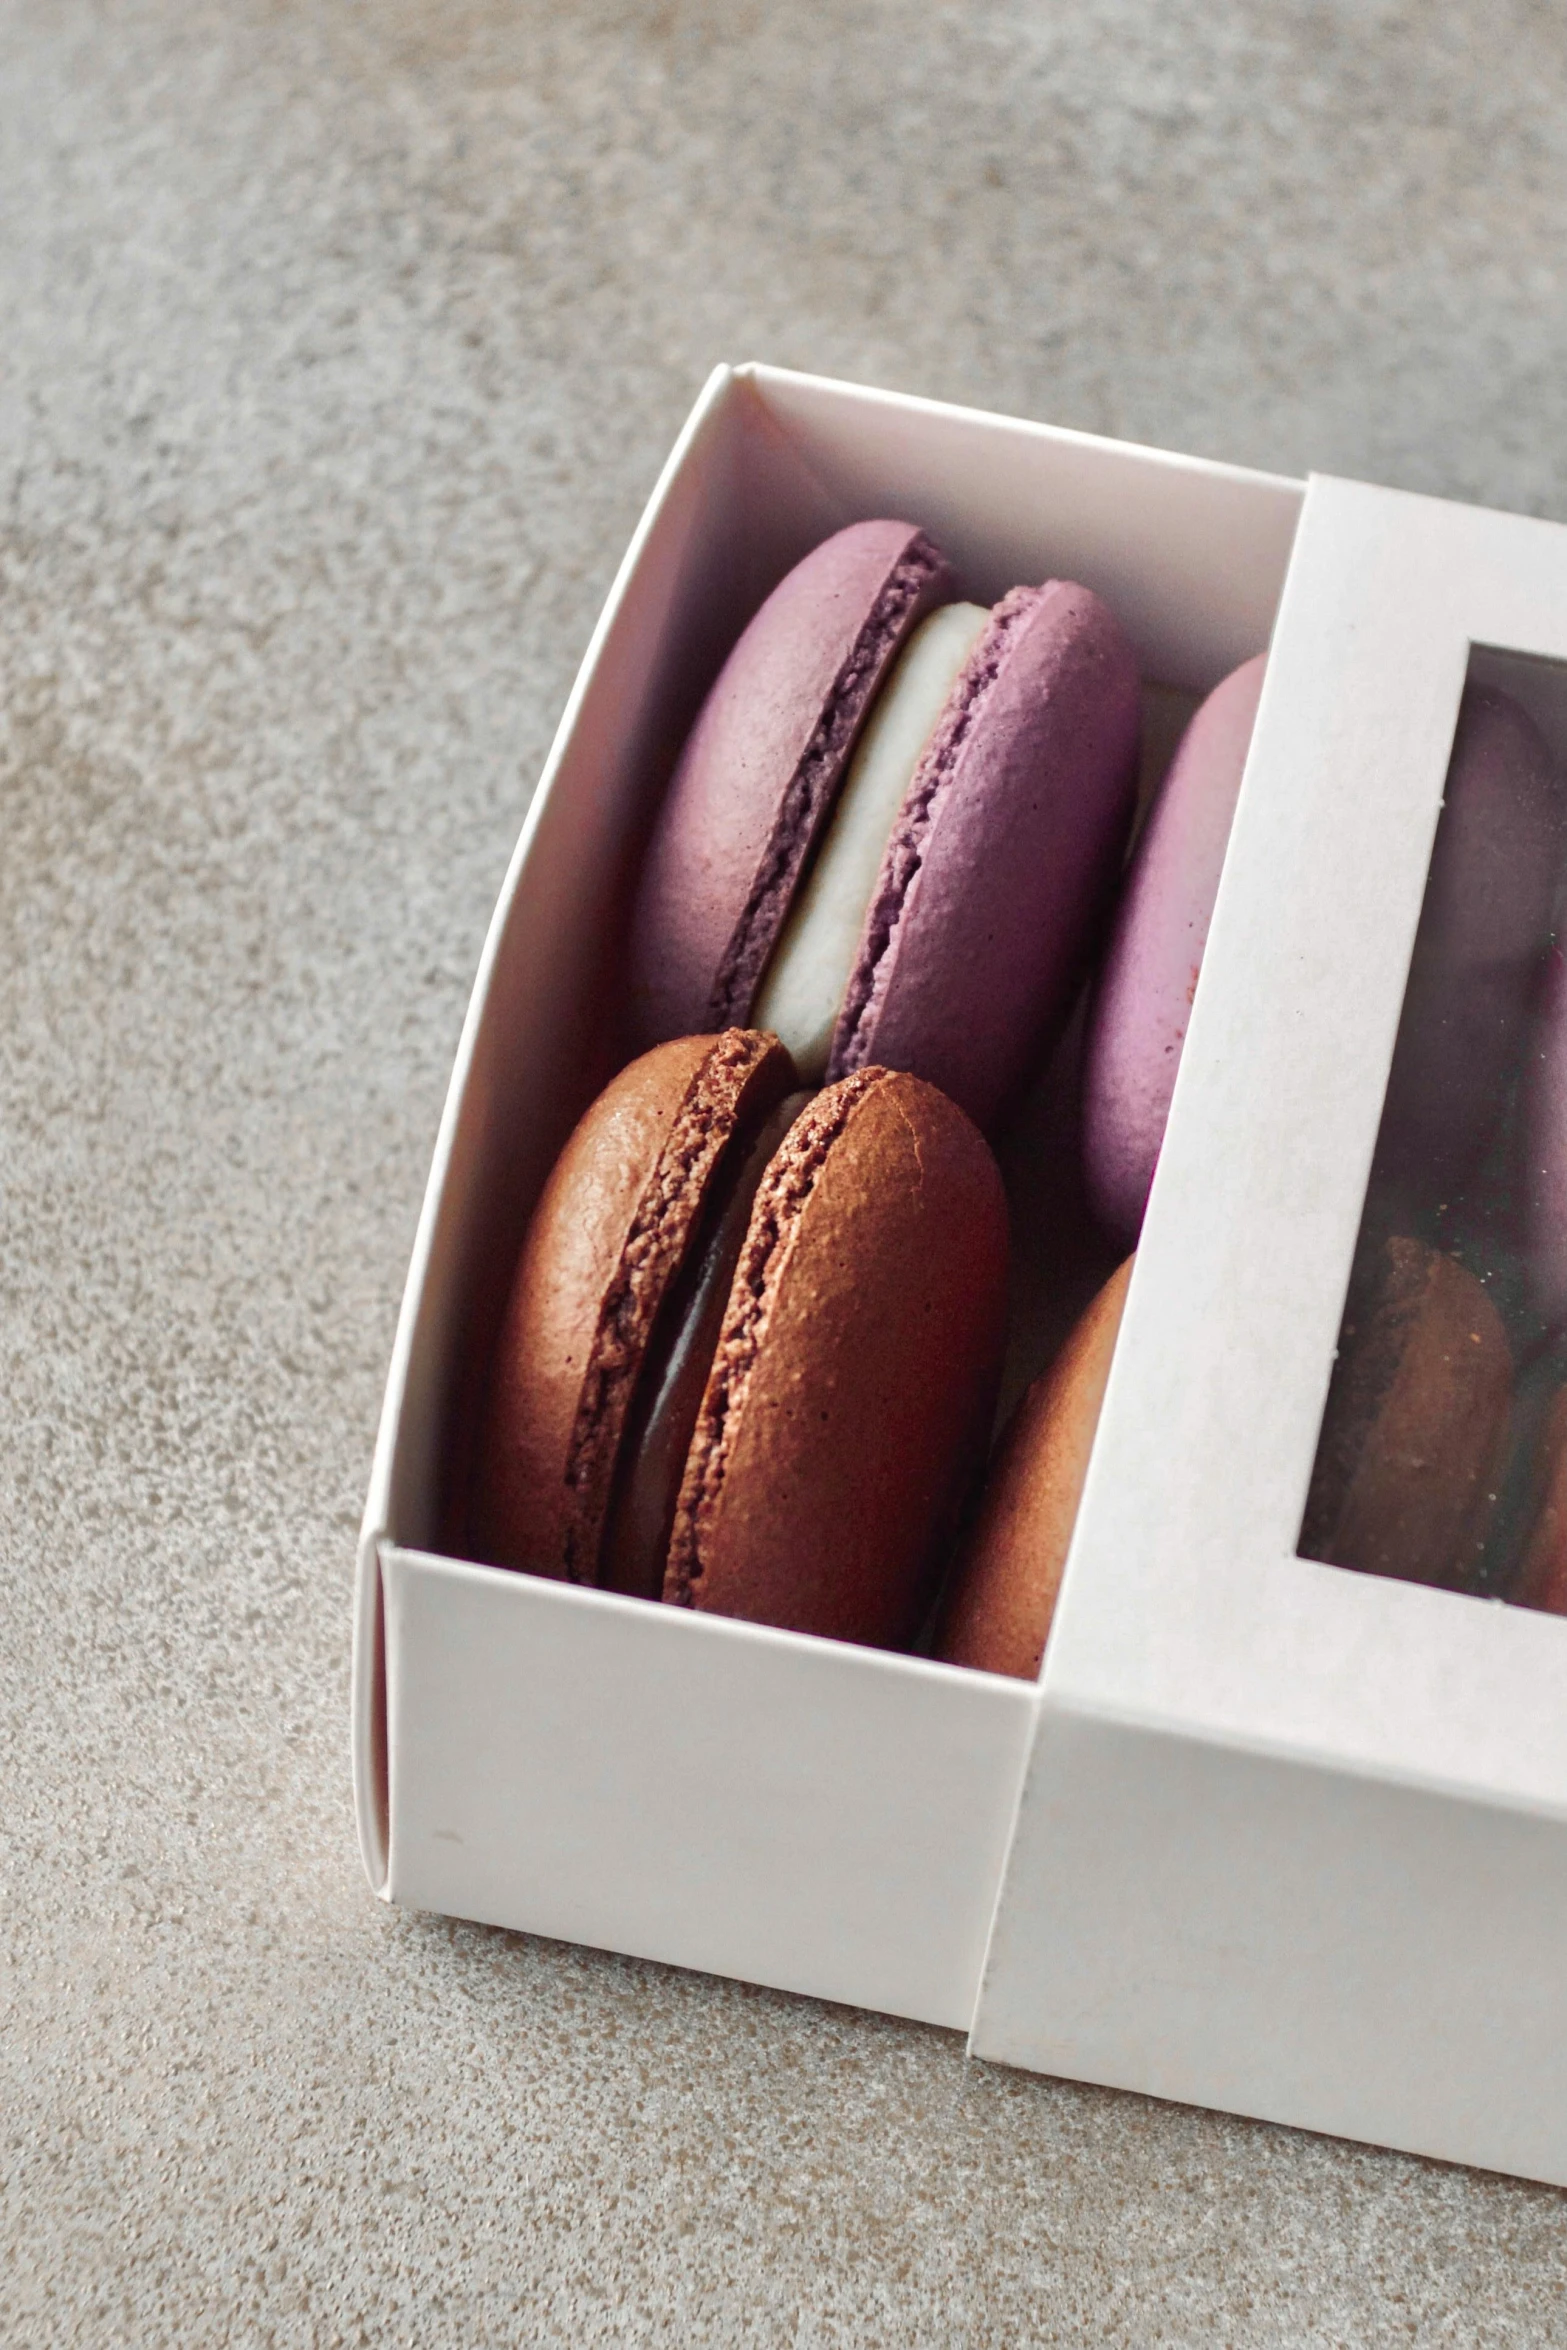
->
[5, 3, 1567, 2342]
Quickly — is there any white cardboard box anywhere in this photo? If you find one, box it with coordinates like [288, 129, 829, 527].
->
[354, 363, 1567, 2184]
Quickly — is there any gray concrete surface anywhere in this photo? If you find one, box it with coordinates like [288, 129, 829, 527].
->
[5, 2, 1567, 2341]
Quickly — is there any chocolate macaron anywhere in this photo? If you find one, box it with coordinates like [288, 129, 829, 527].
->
[472, 1030, 799, 1590]
[474, 1032, 1009, 1649]
[1299, 1236, 1513, 1592]
[936, 1256, 1133, 1680]
[630, 520, 1141, 1132]
[667, 1065, 1009, 1645]
[1511, 1386, 1567, 1616]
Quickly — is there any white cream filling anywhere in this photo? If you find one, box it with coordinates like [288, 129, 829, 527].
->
[753, 599, 990, 1080]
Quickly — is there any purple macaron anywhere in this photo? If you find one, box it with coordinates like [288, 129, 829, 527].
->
[628, 520, 1142, 1133]
[827, 580, 1141, 1130]
[1082, 652, 1266, 1248]
[628, 520, 954, 1049]
[1376, 685, 1565, 1216]
[1516, 941, 1567, 1335]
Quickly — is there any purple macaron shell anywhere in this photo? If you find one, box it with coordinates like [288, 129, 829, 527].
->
[627, 519, 954, 1049]
[1375, 685, 1565, 1213]
[1520, 941, 1567, 1333]
[827, 579, 1141, 1133]
[1082, 652, 1266, 1248]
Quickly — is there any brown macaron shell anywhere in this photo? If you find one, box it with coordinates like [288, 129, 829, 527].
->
[665, 1068, 1009, 1649]
[936, 1256, 1133, 1681]
[1512, 1387, 1567, 1615]
[1299, 1236, 1512, 1591]
[597, 1086, 813, 1602]
[473, 1030, 796, 1582]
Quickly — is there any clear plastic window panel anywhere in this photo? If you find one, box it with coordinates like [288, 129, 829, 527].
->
[1299, 649, 1567, 1613]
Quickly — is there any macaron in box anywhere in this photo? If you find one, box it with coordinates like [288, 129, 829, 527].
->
[356, 365, 1567, 2187]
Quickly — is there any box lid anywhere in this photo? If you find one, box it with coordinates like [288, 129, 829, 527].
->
[971, 472, 1567, 2183]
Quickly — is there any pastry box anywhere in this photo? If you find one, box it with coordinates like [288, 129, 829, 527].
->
[354, 363, 1567, 2186]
